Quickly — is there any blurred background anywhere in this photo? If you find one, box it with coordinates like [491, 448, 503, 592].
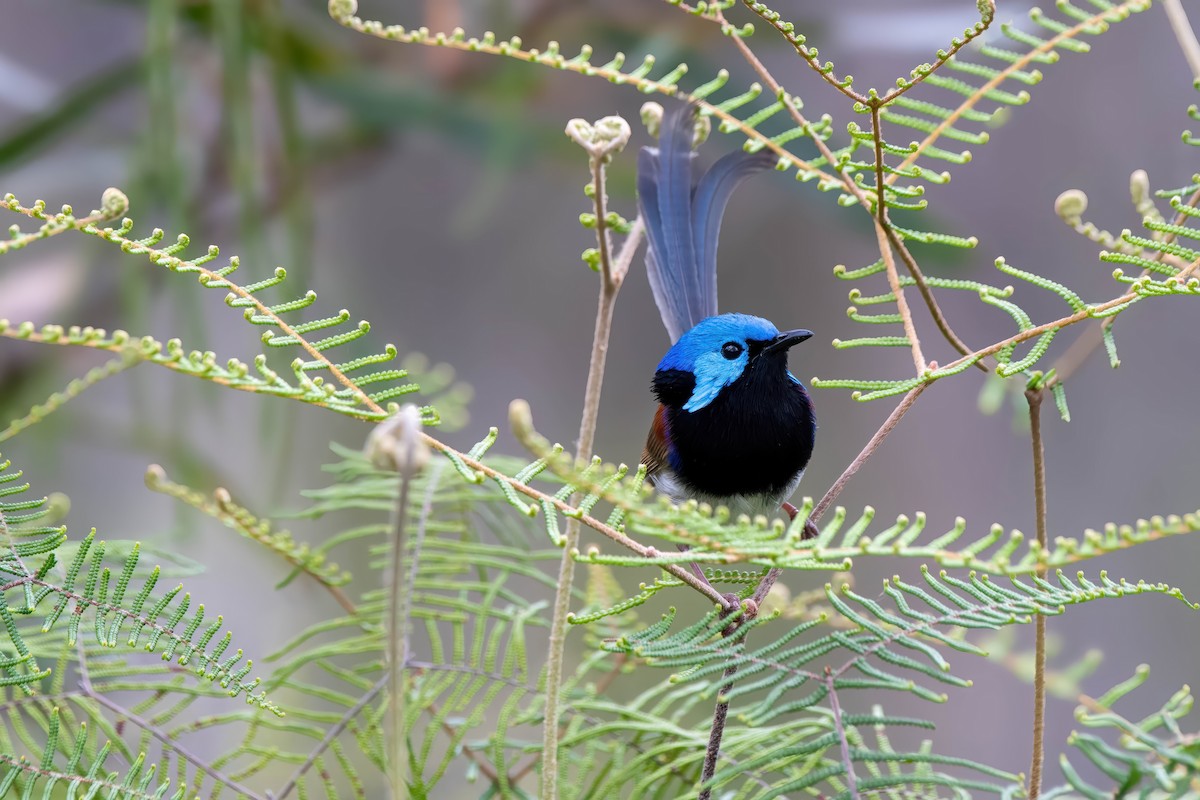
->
[1, 0, 1197, 793]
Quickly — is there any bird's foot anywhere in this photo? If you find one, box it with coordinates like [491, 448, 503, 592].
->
[718, 594, 758, 636]
[781, 502, 820, 539]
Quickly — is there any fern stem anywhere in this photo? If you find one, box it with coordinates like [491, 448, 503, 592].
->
[815, 383, 927, 523]
[871, 105, 925, 375]
[274, 675, 388, 800]
[1025, 387, 1048, 800]
[827, 671, 861, 800]
[890, 0, 1150, 184]
[884, 225, 986, 371]
[386, 415, 422, 800]
[718, 7, 854, 202]
[1163, 0, 1200, 81]
[1048, 186, 1200, 388]
[699, 660, 739, 800]
[541, 152, 633, 799]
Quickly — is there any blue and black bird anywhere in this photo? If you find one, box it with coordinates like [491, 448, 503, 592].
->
[638, 106, 816, 521]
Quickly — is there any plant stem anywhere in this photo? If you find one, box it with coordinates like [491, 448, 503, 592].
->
[884, 225, 987, 370]
[1025, 387, 1048, 800]
[1163, 0, 1200, 80]
[813, 382, 928, 522]
[713, 381, 928, 796]
[827, 670, 861, 800]
[871, 105, 925, 374]
[714, 6, 976, 365]
[698, 657, 740, 800]
[274, 675, 389, 800]
[541, 150, 630, 800]
[387, 453, 416, 800]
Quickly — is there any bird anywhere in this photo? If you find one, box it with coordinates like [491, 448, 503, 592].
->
[637, 105, 817, 523]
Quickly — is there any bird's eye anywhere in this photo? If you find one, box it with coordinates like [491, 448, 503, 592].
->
[721, 342, 744, 360]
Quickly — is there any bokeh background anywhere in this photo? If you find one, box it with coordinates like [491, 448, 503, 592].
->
[1, 0, 1197, 795]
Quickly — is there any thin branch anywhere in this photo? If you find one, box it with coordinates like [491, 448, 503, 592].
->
[2, 194, 728, 609]
[386, 433, 418, 800]
[698, 658, 740, 800]
[0, 353, 143, 443]
[271, 675, 388, 800]
[1163, 0, 1200, 80]
[714, 6, 977, 361]
[885, 226, 987, 370]
[0, 190, 127, 255]
[144, 465, 357, 616]
[717, 381, 928, 794]
[742, 0, 993, 107]
[1025, 387, 1049, 800]
[542, 135, 630, 800]
[717, 9, 855, 200]
[871, 105, 925, 374]
[330, 5, 841, 188]
[1048, 186, 1200, 388]
[936, 250, 1200, 380]
[815, 383, 928, 524]
[826, 674, 861, 800]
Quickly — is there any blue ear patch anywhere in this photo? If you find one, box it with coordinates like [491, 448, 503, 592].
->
[657, 313, 781, 412]
[684, 349, 748, 411]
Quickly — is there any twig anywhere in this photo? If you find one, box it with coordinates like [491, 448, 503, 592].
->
[709, 7, 977, 362]
[144, 465, 358, 616]
[751, 382, 927, 606]
[814, 382, 928, 522]
[826, 670, 861, 800]
[715, 381, 928, 796]
[330, 4, 840, 188]
[1163, 0, 1200, 80]
[509, 397, 731, 607]
[936, 248, 1200, 380]
[364, 405, 432, 800]
[271, 675, 388, 800]
[698, 656, 741, 800]
[742, 0, 994, 107]
[871, 105, 925, 374]
[885, 226, 986, 370]
[387, 451, 415, 800]
[1025, 387, 1049, 800]
[542, 126, 632, 800]
[717, 9, 855, 199]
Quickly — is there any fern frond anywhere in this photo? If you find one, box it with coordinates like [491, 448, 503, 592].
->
[143, 465, 353, 612]
[325, 0, 850, 191]
[888, 0, 1151, 188]
[1, 192, 421, 423]
[1044, 666, 1200, 799]
[577, 567, 1188, 797]
[0, 352, 141, 444]
[0, 711, 185, 799]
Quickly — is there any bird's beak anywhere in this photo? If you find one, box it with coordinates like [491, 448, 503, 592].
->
[762, 328, 813, 355]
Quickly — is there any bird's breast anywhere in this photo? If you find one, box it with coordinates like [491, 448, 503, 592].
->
[662, 372, 815, 499]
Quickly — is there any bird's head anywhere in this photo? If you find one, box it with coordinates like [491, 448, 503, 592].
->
[653, 313, 813, 412]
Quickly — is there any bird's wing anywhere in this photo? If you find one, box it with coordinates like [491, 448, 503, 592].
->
[638, 105, 775, 343]
[640, 404, 671, 486]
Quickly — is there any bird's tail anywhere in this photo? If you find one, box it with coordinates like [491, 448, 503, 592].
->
[637, 105, 775, 343]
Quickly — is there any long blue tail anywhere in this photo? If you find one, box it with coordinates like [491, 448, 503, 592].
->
[637, 105, 775, 343]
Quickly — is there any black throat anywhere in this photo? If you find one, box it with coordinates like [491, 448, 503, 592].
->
[652, 357, 815, 498]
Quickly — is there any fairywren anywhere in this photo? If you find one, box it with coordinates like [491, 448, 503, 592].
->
[637, 106, 816, 520]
